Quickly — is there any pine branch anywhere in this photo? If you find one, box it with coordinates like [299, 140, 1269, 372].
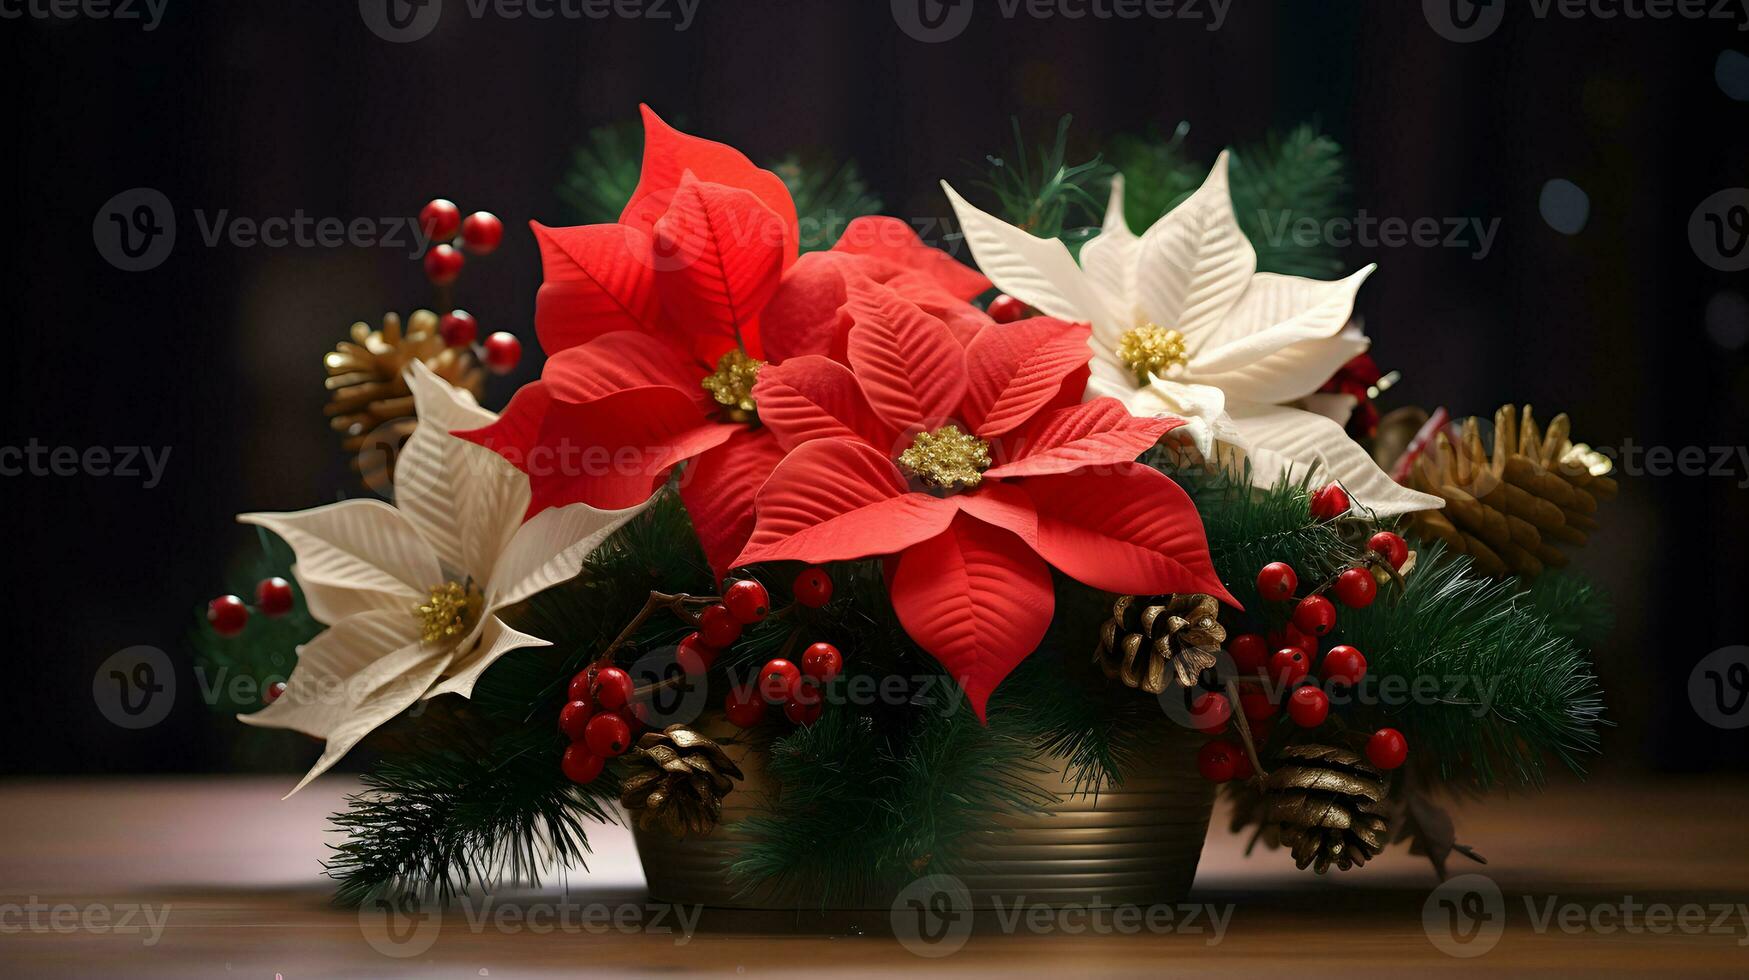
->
[771, 155, 882, 253]
[557, 122, 644, 225]
[972, 115, 1112, 247]
[1230, 124, 1350, 278]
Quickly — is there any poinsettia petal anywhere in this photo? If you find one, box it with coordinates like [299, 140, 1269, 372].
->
[455, 381, 552, 466]
[961, 317, 1094, 438]
[761, 251, 860, 362]
[831, 215, 990, 299]
[735, 439, 958, 566]
[955, 482, 1038, 544]
[1223, 401, 1444, 517]
[752, 355, 895, 453]
[1079, 174, 1142, 351]
[652, 175, 787, 363]
[1133, 151, 1255, 350]
[531, 222, 660, 355]
[487, 494, 656, 611]
[541, 331, 708, 408]
[1188, 266, 1375, 375]
[238, 500, 441, 626]
[1022, 463, 1235, 604]
[426, 615, 552, 701]
[890, 513, 1054, 723]
[620, 104, 799, 268]
[986, 398, 1176, 479]
[678, 427, 788, 583]
[843, 275, 967, 432]
[941, 181, 1112, 329]
[1196, 330, 1371, 406]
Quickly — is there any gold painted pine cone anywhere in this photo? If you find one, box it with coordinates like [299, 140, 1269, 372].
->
[618, 724, 745, 839]
[1265, 743, 1392, 873]
[323, 310, 483, 493]
[1403, 404, 1617, 578]
[1094, 594, 1226, 695]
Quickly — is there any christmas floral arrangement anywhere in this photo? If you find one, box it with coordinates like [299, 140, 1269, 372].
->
[196, 108, 1612, 907]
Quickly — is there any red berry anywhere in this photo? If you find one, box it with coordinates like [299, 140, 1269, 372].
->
[1320, 645, 1368, 686]
[1228, 633, 1270, 673]
[784, 698, 823, 726]
[758, 659, 802, 704]
[584, 711, 633, 757]
[206, 595, 249, 637]
[264, 680, 287, 704]
[423, 243, 464, 284]
[724, 689, 766, 728]
[1292, 595, 1336, 637]
[698, 604, 742, 647]
[254, 577, 294, 617]
[1196, 740, 1240, 783]
[987, 294, 1027, 323]
[1238, 690, 1278, 723]
[617, 702, 649, 732]
[1231, 747, 1255, 780]
[1310, 482, 1351, 521]
[439, 309, 477, 348]
[676, 633, 716, 676]
[1333, 567, 1378, 609]
[482, 332, 521, 374]
[723, 579, 771, 624]
[792, 566, 833, 608]
[801, 642, 842, 682]
[1287, 686, 1330, 727]
[1270, 647, 1310, 687]
[460, 211, 503, 255]
[1366, 728, 1408, 770]
[1368, 531, 1409, 570]
[567, 670, 595, 706]
[1189, 692, 1233, 733]
[560, 744, 605, 784]
[1256, 562, 1298, 601]
[558, 700, 593, 741]
[594, 666, 633, 709]
[419, 198, 461, 241]
[1280, 623, 1320, 657]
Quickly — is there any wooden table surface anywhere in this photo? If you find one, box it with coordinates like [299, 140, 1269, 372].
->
[2, 774, 1746, 977]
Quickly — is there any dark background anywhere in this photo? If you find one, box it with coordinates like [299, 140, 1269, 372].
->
[4, 0, 1745, 775]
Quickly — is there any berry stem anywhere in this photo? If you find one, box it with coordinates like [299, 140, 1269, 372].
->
[1223, 680, 1271, 783]
[593, 590, 721, 667]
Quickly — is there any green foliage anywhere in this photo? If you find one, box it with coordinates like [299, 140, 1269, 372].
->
[771, 156, 883, 253]
[973, 115, 1113, 247]
[557, 122, 644, 225]
[1522, 568, 1614, 647]
[189, 529, 319, 715]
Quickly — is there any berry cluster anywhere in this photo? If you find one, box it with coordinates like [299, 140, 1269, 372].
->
[204, 577, 297, 704]
[558, 664, 640, 785]
[417, 198, 521, 375]
[1194, 484, 1414, 782]
[723, 568, 840, 729]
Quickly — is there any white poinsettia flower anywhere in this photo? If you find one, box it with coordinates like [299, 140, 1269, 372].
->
[943, 156, 1442, 516]
[238, 360, 652, 795]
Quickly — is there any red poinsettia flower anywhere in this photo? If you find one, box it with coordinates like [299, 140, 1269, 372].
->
[733, 275, 1236, 720]
[457, 107, 990, 580]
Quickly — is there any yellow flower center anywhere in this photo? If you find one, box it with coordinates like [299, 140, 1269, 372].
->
[898, 425, 991, 491]
[415, 580, 482, 645]
[1116, 323, 1188, 383]
[700, 350, 764, 423]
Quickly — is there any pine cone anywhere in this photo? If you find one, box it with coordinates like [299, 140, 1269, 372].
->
[1402, 404, 1616, 578]
[324, 311, 483, 493]
[1265, 743, 1392, 873]
[619, 724, 745, 838]
[1094, 594, 1226, 694]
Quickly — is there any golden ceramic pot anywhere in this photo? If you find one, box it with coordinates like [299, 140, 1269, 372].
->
[632, 719, 1214, 911]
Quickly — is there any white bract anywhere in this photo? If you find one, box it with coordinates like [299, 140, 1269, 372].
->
[238, 361, 652, 794]
[943, 155, 1441, 516]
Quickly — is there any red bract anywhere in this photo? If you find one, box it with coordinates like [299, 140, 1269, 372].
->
[733, 276, 1235, 721]
[456, 107, 990, 580]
